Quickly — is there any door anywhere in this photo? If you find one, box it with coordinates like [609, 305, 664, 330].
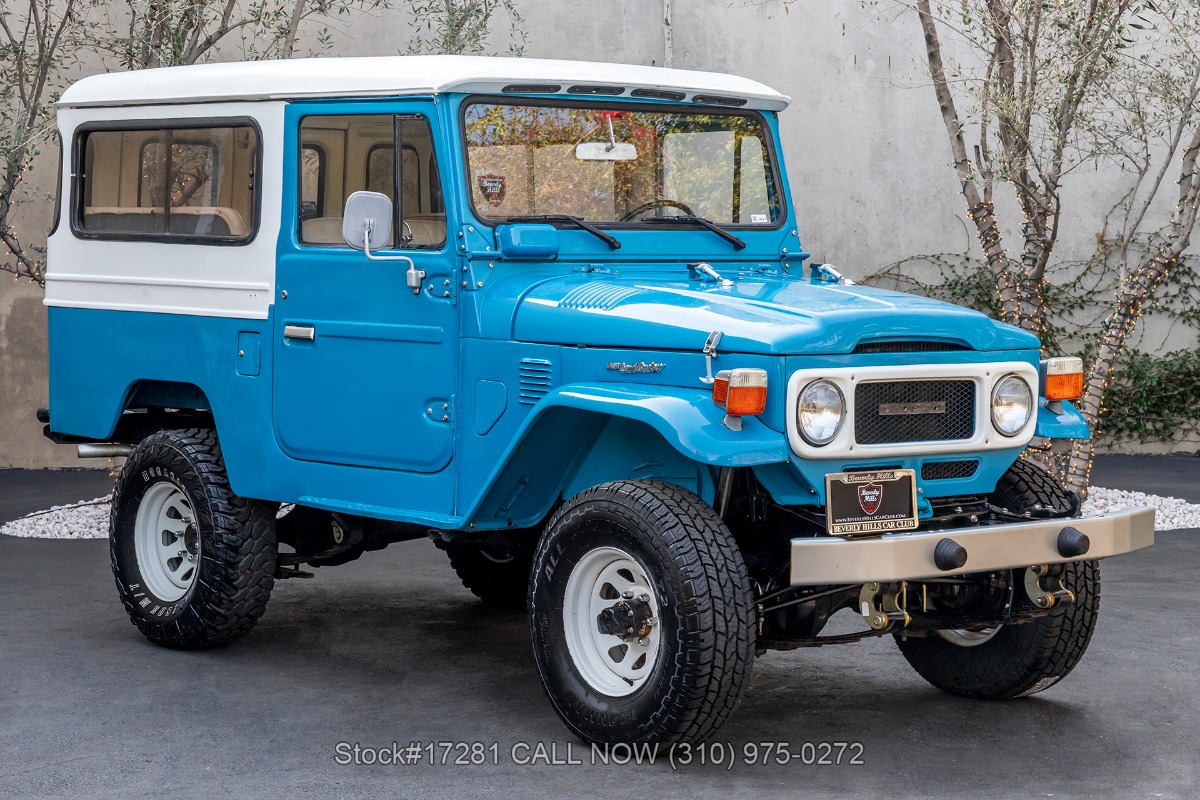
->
[273, 103, 457, 473]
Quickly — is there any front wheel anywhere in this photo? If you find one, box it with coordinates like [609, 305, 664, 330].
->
[895, 559, 1100, 699]
[110, 428, 277, 649]
[529, 480, 755, 745]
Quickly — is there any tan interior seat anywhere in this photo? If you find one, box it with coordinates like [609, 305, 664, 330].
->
[302, 214, 446, 247]
[83, 206, 249, 237]
[403, 214, 446, 247]
[301, 217, 345, 244]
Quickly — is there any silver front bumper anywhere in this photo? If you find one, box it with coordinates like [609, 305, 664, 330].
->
[790, 507, 1155, 585]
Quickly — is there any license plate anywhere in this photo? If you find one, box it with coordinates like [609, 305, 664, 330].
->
[825, 469, 919, 536]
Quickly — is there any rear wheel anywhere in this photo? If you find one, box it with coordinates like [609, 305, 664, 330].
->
[443, 535, 536, 610]
[529, 480, 755, 744]
[897, 459, 1099, 698]
[110, 428, 277, 649]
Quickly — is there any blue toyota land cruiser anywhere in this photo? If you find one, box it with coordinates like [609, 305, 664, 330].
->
[41, 55, 1154, 745]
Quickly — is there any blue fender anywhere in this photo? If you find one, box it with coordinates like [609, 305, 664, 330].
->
[464, 383, 789, 527]
[1035, 399, 1090, 440]
[545, 384, 789, 466]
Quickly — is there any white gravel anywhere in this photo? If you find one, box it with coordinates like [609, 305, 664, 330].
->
[2, 486, 1198, 539]
[1, 496, 112, 539]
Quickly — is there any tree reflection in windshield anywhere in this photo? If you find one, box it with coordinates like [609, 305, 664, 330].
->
[463, 101, 779, 226]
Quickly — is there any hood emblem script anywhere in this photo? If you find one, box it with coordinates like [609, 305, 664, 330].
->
[607, 361, 665, 374]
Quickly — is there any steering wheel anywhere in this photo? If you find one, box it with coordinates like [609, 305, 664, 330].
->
[619, 198, 695, 222]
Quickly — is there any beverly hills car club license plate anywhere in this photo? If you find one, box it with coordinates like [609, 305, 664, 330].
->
[824, 469, 920, 536]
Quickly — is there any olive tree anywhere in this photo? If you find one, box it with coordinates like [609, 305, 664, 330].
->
[0, 0, 85, 285]
[95, 0, 394, 69]
[405, 0, 526, 56]
[891, 0, 1200, 491]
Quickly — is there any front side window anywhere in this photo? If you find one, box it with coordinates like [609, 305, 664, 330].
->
[462, 101, 780, 225]
[77, 123, 258, 242]
[299, 114, 445, 249]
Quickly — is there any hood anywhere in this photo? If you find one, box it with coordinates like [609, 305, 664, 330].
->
[499, 272, 1038, 355]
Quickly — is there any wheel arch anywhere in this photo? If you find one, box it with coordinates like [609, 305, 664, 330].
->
[464, 383, 789, 529]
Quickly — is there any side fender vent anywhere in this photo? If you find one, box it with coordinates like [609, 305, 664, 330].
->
[518, 359, 554, 405]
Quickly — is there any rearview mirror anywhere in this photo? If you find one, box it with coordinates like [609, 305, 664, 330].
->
[342, 191, 392, 251]
[575, 142, 637, 161]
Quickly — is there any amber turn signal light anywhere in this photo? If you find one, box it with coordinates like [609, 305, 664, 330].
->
[1040, 356, 1084, 401]
[713, 368, 768, 416]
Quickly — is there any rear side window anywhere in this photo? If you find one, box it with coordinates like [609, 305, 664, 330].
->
[75, 121, 260, 243]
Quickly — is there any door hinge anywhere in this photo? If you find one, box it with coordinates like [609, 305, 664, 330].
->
[425, 400, 453, 424]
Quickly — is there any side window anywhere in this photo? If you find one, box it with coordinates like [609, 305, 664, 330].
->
[138, 139, 218, 207]
[77, 122, 259, 242]
[366, 144, 420, 214]
[299, 113, 445, 249]
[50, 131, 63, 235]
[300, 144, 325, 219]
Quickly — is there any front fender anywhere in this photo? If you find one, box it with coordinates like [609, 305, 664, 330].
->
[463, 383, 789, 528]
[1035, 399, 1090, 440]
[547, 384, 790, 466]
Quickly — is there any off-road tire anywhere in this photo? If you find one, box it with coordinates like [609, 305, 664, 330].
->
[987, 456, 1078, 516]
[529, 480, 755, 744]
[897, 459, 1100, 699]
[110, 428, 277, 649]
[444, 538, 535, 609]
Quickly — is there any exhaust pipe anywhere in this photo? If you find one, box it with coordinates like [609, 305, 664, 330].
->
[77, 443, 133, 459]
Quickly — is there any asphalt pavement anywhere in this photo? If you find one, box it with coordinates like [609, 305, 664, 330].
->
[1, 525, 1197, 799]
[3, 456, 1199, 798]
[0, 469, 116, 523]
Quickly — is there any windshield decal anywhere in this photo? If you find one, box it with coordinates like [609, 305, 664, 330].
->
[477, 173, 507, 207]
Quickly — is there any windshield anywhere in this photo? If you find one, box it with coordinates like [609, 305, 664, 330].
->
[463, 100, 781, 226]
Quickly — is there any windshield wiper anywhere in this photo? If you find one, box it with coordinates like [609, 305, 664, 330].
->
[505, 214, 621, 250]
[639, 215, 746, 251]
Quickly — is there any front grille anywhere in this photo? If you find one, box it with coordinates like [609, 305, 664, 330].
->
[855, 380, 975, 444]
[921, 460, 979, 480]
[853, 340, 970, 354]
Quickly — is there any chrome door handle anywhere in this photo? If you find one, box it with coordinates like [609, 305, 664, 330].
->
[283, 324, 315, 341]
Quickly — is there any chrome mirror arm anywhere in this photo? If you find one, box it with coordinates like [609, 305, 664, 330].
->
[361, 224, 425, 295]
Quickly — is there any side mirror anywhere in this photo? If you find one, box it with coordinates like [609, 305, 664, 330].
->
[339, 190, 426, 294]
[342, 191, 392, 251]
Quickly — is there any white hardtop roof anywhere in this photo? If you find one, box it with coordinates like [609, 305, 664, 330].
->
[57, 55, 790, 111]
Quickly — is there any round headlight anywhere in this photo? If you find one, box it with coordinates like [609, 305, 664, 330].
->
[991, 374, 1032, 436]
[797, 379, 845, 446]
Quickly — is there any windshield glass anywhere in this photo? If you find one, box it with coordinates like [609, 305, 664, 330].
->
[463, 100, 781, 226]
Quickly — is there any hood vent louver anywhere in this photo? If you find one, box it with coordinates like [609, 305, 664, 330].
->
[558, 282, 639, 311]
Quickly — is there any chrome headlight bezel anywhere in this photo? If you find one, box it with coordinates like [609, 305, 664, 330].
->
[797, 379, 846, 446]
[990, 373, 1033, 437]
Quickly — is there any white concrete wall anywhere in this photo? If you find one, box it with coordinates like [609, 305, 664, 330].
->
[2, 0, 1196, 467]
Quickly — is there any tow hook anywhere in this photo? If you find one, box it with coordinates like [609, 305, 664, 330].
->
[596, 596, 657, 642]
[859, 582, 911, 631]
[1024, 565, 1075, 609]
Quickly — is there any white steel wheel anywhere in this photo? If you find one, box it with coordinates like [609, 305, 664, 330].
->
[133, 482, 200, 602]
[562, 546, 662, 697]
[937, 626, 1003, 648]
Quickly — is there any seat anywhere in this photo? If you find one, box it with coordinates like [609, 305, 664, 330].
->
[301, 214, 446, 247]
[404, 214, 446, 247]
[83, 206, 248, 237]
[301, 216, 345, 244]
